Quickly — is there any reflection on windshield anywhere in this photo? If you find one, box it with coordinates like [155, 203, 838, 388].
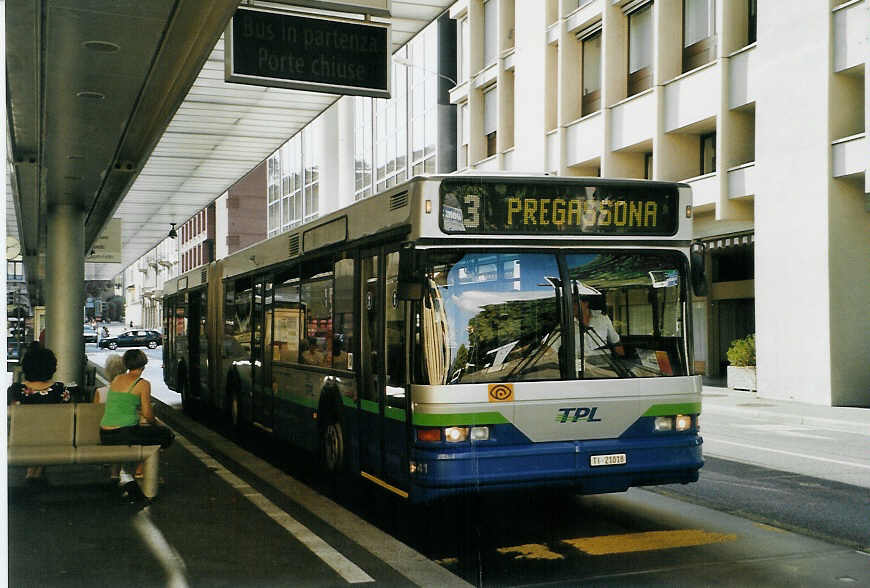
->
[418, 250, 688, 384]
[423, 252, 562, 384]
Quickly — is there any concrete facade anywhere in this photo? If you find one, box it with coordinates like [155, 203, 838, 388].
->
[446, 0, 868, 407]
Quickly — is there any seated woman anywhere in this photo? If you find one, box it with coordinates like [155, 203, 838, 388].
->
[7, 342, 71, 482]
[100, 349, 174, 454]
[93, 353, 125, 404]
[93, 353, 129, 480]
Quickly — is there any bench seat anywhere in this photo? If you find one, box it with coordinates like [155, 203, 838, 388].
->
[8, 403, 162, 498]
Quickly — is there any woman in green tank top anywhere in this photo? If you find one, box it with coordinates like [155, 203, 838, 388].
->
[100, 349, 174, 448]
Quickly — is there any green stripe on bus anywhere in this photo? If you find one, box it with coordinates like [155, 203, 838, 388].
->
[412, 412, 510, 426]
[642, 402, 701, 417]
[341, 395, 356, 408]
[361, 399, 378, 414]
[385, 406, 406, 422]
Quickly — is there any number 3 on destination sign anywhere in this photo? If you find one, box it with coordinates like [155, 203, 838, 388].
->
[464, 194, 480, 229]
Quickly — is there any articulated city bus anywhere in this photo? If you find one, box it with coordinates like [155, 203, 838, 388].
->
[163, 175, 705, 502]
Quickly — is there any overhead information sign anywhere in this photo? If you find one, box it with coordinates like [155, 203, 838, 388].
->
[87, 218, 122, 263]
[226, 7, 391, 98]
[440, 180, 679, 236]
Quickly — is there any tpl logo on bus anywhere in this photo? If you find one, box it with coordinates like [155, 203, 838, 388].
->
[556, 407, 602, 423]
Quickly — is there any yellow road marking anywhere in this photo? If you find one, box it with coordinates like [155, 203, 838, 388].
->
[754, 522, 788, 534]
[497, 544, 564, 560]
[563, 530, 737, 555]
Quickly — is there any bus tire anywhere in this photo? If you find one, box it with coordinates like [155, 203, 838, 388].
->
[227, 375, 243, 432]
[320, 416, 345, 474]
[178, 368, 194, 417]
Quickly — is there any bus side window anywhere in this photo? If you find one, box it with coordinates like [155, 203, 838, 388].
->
[273, 270, 300, 363]
[333, 258, 354, 371]
[300, 260, 334, 368]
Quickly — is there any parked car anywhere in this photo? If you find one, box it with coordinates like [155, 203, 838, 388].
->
[83, 325, 99, 344]
[99, 329, 163, 350]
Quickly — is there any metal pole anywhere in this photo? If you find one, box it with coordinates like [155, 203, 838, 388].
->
[45, 203, 85, 386]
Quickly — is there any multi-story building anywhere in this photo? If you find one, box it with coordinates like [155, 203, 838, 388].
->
[443, 0, 868, 407]
[123, 236, 179, 329]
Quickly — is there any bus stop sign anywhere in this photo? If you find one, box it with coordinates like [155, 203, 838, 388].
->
[226, 7, 391, 98]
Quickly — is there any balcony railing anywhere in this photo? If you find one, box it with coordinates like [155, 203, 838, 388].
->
[833, 0, 867, 72]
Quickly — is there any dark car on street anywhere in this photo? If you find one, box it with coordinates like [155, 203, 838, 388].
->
[99, 329, 163, 350]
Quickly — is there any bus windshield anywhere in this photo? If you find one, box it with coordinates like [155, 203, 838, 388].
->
[419, 250, 688, 384]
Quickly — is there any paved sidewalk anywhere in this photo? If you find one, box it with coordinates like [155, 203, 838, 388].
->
[701, 383, 870, 436]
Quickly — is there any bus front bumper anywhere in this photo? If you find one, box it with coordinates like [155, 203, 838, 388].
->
[409, 435, 703, 502]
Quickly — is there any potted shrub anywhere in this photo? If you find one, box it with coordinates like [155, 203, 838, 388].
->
[726, 334, 756, 391]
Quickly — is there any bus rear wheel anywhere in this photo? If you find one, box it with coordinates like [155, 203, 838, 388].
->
[179, 374, 194, 417]
[321, 418, 345, 474]
[229, 388, 242, 431]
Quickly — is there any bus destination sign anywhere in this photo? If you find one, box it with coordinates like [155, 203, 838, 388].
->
[440, 181, 679, 236]
[226, 7, 390, 98]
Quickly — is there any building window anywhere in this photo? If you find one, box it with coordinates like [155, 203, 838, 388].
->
[747, 0, 757, 45]
[483, 0, 498, 67]
[483, 85, 498, 157]
[700, 133, 716, 174]
[644, 152, 654, 179]
[581, 29, 602, 116]
[375, 57, 408, 192]
[354, 97, 373, 201]
[458, 16, 469, 82]
[408, 29, 438, 176]
[459, 102, 469, 169]
[302, 125, 319, 224]
[627, 3, 653, 96]
[683, 0, 716, 72]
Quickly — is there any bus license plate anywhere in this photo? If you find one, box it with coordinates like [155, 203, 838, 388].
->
[590, 453, 626, 467]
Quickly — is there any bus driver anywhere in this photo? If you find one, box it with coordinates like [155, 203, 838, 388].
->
[572, 282, 624, 377]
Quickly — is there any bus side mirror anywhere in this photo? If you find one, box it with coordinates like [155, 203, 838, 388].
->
[398, 249, 422, 300]
[690, 244, 708, 297]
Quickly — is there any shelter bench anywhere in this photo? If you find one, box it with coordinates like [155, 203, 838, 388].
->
[8, 403, 161, 499]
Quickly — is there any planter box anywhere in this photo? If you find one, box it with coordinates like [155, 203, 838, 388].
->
[727, 366, 757, 391]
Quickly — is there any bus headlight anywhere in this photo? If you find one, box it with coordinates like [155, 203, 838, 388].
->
[445, 427, 469, 442]
[675, 414, 693, 432]
[654, 416, 674, 431]
[469, 426, 490, 441]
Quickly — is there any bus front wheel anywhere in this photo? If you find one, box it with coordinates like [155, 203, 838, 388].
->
[321, 418, 345, 474]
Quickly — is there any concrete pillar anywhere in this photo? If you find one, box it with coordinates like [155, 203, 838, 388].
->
[45, 203, 85, 386]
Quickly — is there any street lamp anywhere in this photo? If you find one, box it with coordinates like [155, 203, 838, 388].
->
[392, 56, 457, 87]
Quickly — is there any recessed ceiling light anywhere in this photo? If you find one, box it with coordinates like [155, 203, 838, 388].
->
[76, 90, 105, 100]
[82, 40, 120, 53]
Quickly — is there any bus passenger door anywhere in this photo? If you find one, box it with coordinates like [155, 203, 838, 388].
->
[359, 253, 382, 480]
[382, 251, 408, 491]
[359, 250, 409, 496]
[251, 279, 274, 430]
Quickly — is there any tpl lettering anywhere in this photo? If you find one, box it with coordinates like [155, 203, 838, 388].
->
[557, 407, 602, 423]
